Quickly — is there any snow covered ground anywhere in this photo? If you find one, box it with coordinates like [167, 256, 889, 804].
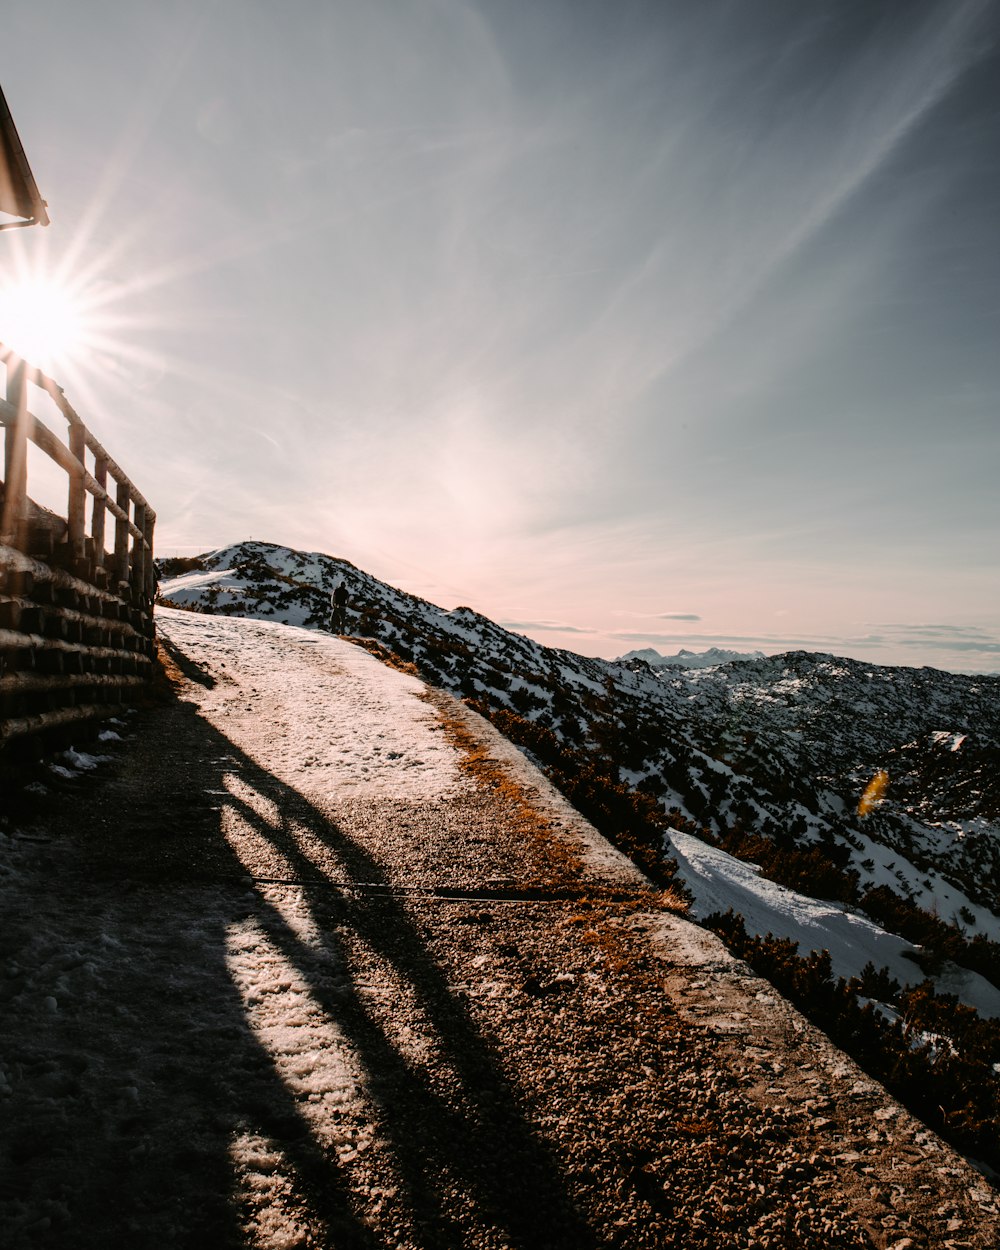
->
[667, 829, 1000, 1019]
[158, 608, 470, 802]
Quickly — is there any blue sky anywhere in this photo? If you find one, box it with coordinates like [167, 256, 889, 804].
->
[2, 0, 999, 671]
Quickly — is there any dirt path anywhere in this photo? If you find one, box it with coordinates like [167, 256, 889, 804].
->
[1, 611, 997, 1249]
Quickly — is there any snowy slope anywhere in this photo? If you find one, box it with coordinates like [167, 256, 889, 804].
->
[667, 830, 1000, 1019]
[160, 541, 1000, 1017]
[160, 608, 469, 799]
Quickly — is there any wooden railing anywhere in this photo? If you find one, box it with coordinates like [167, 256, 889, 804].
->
[0, 346, 157, 751]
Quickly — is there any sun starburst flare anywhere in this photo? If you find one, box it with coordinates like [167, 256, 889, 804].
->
[0, 274, 93, 373]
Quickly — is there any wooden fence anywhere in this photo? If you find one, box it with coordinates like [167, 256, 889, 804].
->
[0, 345, 156, 752]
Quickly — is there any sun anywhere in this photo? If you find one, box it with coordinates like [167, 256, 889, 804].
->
[0, 275, 89, 373]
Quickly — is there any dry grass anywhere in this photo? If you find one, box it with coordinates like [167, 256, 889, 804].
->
[420, 687, 588, 884]
[355, 638, 691, 926]
[154, 641, 187, 693]
[349, 635, 421, 677]
[656, 884, 692, 914]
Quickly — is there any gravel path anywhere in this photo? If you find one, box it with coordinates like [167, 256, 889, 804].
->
[1, 611, 997, 1249]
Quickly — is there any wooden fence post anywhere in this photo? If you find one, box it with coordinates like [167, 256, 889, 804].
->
[92, 456, 108, 566]
[67, 423, 87, 560]
[114, 480, 130, 589]
[1, 357, 28, 546]
[143, 511, 155, 600]
[131, 501, 145, 598]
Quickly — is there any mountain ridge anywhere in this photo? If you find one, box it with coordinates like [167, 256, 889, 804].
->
[618, 645, 767, 668]
[159, 541, 1000, 883]
[159, 540, 1000, 925]
[159, 538, 1000, 1172]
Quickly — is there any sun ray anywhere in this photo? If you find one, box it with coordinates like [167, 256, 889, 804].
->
[0, 273, 89, 372]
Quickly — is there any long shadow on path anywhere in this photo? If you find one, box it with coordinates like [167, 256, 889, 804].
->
[1, 666, 598, 1249]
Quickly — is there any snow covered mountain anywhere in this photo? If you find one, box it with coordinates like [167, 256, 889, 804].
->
[159, 542, 1000, 930]
[618, 645, 766, 668]
[159, 540, 1000, 1169]
[160, 541, 1000, 939]
[159, 540, 1000, 1165]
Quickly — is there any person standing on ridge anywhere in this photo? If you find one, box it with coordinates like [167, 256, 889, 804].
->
[330, 581, 348, 633]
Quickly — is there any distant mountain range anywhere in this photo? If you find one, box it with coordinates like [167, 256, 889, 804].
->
[618, 646, 766, 668]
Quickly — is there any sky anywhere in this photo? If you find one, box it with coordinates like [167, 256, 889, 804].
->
[2, 0, 999, 672]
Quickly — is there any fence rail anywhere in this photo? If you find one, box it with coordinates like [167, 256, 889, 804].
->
[0, 345, 156, 751]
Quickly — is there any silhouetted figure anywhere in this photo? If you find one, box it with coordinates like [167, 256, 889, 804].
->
[330, 582, 348, 633]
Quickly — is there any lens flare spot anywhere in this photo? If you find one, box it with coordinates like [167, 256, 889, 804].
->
[858, 769, 889, 818]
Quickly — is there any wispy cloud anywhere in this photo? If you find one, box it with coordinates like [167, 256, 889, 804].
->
[502, 619, 595, 636]
[894, 638, 1000, 655]
[566, 0, 994, 424]
[869, 623, 997, 639]
[609, 631, 836, 650]
[656, 613, 701, 621]
[864, 623, 1000, 656]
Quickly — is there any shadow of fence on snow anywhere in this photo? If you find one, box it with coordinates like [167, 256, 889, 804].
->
[1, 670, 596, 1249]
